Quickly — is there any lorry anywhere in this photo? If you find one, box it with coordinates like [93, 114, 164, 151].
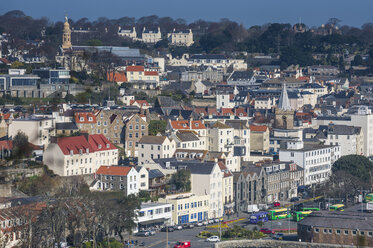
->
[247, 204, 259, 213]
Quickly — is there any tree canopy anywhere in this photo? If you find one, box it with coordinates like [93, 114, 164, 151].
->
[332, 155, 373, 183]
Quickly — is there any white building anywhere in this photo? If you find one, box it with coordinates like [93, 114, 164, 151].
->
[207, 122, 234, 153]
[314, 106, 373, 156]
[141, 27, 162, 43]
[8, 117, 55, 148]
[279, 141, 340, 186]
[138, 136, 176, 165]
[216, 93, 235, 109]
[167, 29, 194, 47]
[135, 203, 172, 232]
[136, 166, 149, 191]
[118, 27, 137, 39]
[43, 134, 118, 176]
[187, 162, 224, 218]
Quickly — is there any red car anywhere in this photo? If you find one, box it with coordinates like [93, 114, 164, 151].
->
[273, 202, 281, 207]
[174, 241, 191, 248]
[260, 228, 275, 235]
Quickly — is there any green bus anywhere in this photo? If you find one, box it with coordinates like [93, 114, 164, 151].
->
[268, 208, 291, 220]
[330, 204, 344, 211]
[302, 207, 320, 211]
[364, 193, 373, 202]
[292, 211, 312, 221]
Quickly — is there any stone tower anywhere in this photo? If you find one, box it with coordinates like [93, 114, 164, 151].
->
[275, 83, 294, 129]
[62, 16, 72, 50]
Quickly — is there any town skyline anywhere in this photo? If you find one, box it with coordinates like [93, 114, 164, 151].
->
[3, 0, 373, 28]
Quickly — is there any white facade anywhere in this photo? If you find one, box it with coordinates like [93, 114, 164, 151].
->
[216, 94, 234, 109]
[137, 166, 149, 191]
[208, 123, 234, 153]
[138, 136, 176, 165]
[279, 142, 340, 186]
[135, 203, 172, 232]
[8, 117, 55, 147]
[190, 163, 224, 218]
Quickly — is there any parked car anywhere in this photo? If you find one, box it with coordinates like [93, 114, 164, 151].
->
[161, 226, 174, 232]
[175, 224, 183, 230]
[135, 231, 150, 237]
[273, 202, 281, 207]
[147, 229, 156, 236]
[206, 236, 220, 242]
[183, 223, 194, 229]
[208, 219, 215, 224]
[214, 218, 220, 223]
[173, 241, 191, 248]
[260, 228, 275, 235]
[290, 197, 300, 202]
[274, 233, 284, 240]
[202, 220, 209, 225]
[196, 222, 203, 227]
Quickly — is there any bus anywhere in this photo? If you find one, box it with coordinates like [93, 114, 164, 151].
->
[330, 204, 344, 211]
[249, 212, 268, 224]
[268, 208, 291, 220]
[364, 193, 373, 202]
[292, 211, 312, 221]
[302, 207, 320, 211]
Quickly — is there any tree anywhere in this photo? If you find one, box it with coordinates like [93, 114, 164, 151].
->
[170, 169, 191, 192]
[12, 131, 32, 158]
[332, 155, 373, 183]
[148, 120, 167, 135]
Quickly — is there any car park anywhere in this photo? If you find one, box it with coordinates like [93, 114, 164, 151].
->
[206, 236, 220, 242]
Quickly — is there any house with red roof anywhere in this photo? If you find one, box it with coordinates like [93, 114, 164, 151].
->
[94, 166, 140, 195]
[43, 133, 118, 176]
[130, 99, 151, 110]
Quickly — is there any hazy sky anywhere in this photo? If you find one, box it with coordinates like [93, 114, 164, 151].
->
[2, 0, 373, 27]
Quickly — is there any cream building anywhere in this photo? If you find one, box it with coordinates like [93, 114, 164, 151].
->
[167, 29, 194, 47]
[159, 193, 210, 224]
[118, 27, 137, 39]
[138, 136, 176, 165]
[141, 27, 162, 43]
[8, 117, 55, 148]
[43, 134, 118, 176]
[207, 122, 234, 153]
[62, 16, 72, 50]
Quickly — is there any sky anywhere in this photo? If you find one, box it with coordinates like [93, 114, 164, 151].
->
[2, 0, 373, 28]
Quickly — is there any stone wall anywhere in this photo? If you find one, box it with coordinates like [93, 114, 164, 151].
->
[214, 240, 355, 248]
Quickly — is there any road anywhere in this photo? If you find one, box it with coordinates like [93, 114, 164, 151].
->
[129, 216, 298, 248]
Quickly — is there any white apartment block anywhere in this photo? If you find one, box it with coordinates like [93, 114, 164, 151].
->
[279, 141, 340, 186]
[216, 94, 235, 109]
[135, 203, 172, 232]
[207, 122, 234, 153]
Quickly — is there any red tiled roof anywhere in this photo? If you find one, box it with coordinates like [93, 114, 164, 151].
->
[170, 120, 206, 130]
[107, 71, 127, 82]
[88, 134, 117, 151]
[57, 134, 116, 155]
[130, 100, 150, 107]
[126, 65, 144, 72]
[57, 136, 93, 155]
[96, 166, 132, 176]
[250, 125, 268, 132]
[74, 112, 96, 124]
[0, 58, 10, 65]
[144, 71, 158, 76]
[0, 140, 13, 150]
[235, 108, 248, 117]
[221, 108, 234, 116]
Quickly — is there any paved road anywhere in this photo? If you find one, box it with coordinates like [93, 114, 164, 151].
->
[129, 217, 298, 248]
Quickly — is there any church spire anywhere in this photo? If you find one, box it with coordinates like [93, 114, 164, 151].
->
[278, 83, 291, 110]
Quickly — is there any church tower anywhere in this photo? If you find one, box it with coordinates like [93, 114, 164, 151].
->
[62, 16, 72, 50]
[275, 83, 294, 129]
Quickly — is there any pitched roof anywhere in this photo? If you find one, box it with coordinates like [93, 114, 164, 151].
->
[89, 134, 117, 151]
[184, 162, 217, 174]
[126, 65, 144, 72]
[175, 131, 199, 142]
[211, 121, 231, 129]
[139, 136, 167, 144]
[144, 71, 158, 76]
[107, 71, 127, 82]
[56, 122, 78, 130]
[250, 125, 268, 132]
[74, 112, 96, 124]
[170, 120, 206, 130]
[96, 166, 132, 176]
[148, 169, 165, 179]
[57, 134, 116, 155]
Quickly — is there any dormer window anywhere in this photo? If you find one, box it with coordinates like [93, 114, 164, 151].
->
[106, 144, 110, 148]
[195, 123, 199, 127]
[79, 149, 83, 155]
[182, 124, 186, 127]
[88, 117, 93, 122]
[70, 150, 74, 156]
[80, 117, 84, 122]
[98, 144, 102, 149]
[86, 148, 89, 154]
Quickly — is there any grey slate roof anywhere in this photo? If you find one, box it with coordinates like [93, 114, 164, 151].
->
[56, 122, 78, 130]
[299, 211, 373, 230]
[176, 131, 199, 142]
[318, 124, 361, 136]
[148, 169, 165, 179]
[228, 71, 254, 81]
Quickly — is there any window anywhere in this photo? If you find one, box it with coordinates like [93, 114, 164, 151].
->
[129, 125, 133, 130]
[360, 231, 365, 236]
[368, 232, 372, 237]
[344, 230, 349, 235]
[315, 228, 319, 233]
[352, 230, 357, 236]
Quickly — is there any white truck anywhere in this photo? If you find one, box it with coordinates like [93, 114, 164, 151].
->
[367, 202, 373, 212]
[247, 204, 259, 213]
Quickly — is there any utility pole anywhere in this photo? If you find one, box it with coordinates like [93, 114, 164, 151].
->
[166, 223, 168, 248]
